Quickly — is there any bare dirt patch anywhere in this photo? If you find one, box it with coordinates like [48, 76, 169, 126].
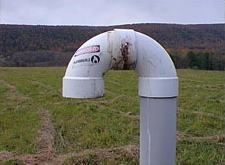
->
[1, 80, 30, 102]
[31, 81, 52, 89]
[53, 145, 139, 165]
[113, 110, 139, 120]
[1, 80, 18, 93]
[192, 134, 225, 143]
[0, 151, 16, 160]
[0, 145, 138, 165]
[0, 108, 56, 165]
[36, 109, 56, 157]
[177, 131, 193, 140]
[179, 108, 224, 120]
[94, 100, 139, 120]
[177, 131, 225, 143]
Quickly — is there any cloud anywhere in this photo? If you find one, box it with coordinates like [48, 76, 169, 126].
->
[1, 0, 224, 25]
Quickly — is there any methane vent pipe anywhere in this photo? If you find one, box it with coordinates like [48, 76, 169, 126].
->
[63, 29, 178, 165]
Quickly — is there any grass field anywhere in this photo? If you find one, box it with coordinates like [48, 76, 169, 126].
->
[0, 67, 224, 165]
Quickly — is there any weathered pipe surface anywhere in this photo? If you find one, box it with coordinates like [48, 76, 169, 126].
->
[63, 29, 178, 165]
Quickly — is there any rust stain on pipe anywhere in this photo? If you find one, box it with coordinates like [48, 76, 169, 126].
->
[121, 42, 130, 70]
[113, 41, 136, 70]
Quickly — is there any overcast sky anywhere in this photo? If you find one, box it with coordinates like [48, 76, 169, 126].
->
[1, 0, 224, 26]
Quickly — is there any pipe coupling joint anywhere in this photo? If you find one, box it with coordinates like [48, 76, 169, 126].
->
[138, 77, 178, 98]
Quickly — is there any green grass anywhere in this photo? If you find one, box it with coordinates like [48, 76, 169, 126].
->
[0, 67, 224, 165]
[1, 159, 24, 165]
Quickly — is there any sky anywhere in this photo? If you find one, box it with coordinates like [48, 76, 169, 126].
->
[0, 0, 224, 26]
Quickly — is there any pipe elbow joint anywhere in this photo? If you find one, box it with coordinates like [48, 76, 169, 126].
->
[135, 32, 178, 98]
[63, 29, 178, 99]
[63, 32, 110, 98]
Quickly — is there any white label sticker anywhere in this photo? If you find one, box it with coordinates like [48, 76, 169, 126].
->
[72, 54, 101, 68]
[74, 45, 100, 56]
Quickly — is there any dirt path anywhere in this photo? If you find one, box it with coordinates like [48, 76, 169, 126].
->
[1, 80, 30, 102]
[52, 145, 139, 165]
[179, 108, 224, 120]
[0, 145, 138, 165]
[177, 131, 225, 143]
[0, 108, 56, 165]
[36, 109, 56, 158]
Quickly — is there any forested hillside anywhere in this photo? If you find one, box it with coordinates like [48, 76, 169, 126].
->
[0, 24, 224, 70]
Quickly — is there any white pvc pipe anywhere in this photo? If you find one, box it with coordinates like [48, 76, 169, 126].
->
[140, 98, 177, 165]
[63, 29, 178, 165]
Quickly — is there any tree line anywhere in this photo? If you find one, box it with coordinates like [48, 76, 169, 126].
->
[0, 24, 224, 70]
[170, 51, 224, 70]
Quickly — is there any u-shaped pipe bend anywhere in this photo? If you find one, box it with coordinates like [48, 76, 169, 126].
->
[63, 29, 178, 98]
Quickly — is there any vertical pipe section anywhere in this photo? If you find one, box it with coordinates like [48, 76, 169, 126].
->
[135, 31, 178, 165]
[140, 97, 177, 165]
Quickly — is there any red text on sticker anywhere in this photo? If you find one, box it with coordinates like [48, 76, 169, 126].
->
[75, 45, 100, 56]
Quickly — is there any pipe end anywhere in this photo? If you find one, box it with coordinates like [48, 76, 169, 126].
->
[63, 77, 104, 98]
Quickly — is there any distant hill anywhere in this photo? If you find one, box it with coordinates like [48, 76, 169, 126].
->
[0, 24, 224, 69]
